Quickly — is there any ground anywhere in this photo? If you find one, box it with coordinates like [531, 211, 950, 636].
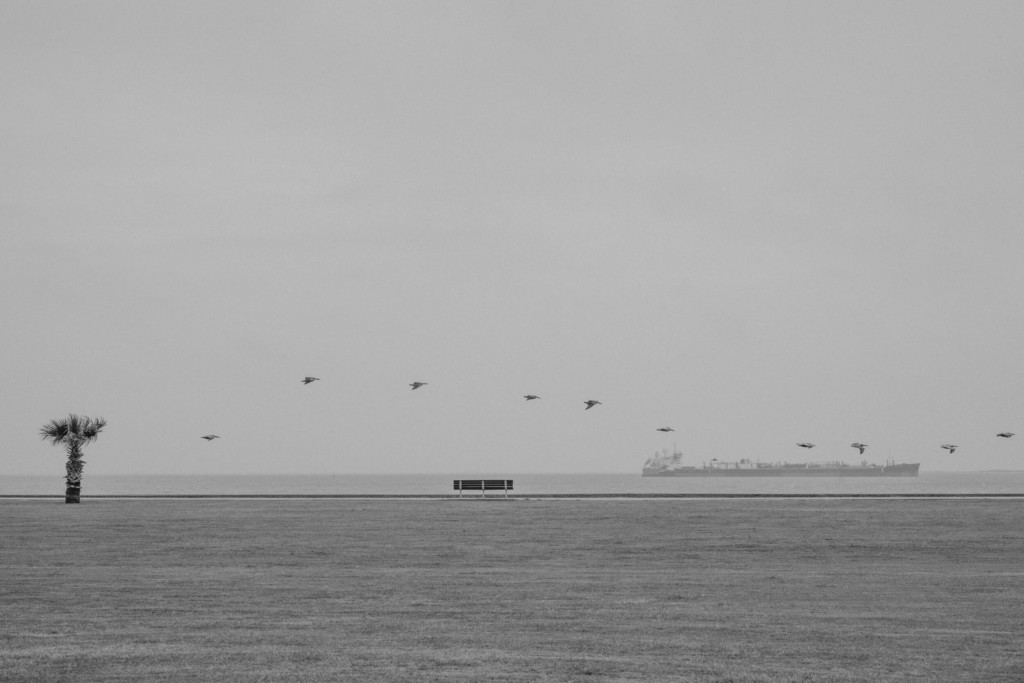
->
[1, 497, 1022, 681]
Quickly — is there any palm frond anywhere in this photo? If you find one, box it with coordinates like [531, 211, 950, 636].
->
[39, 418, 70, 444]
[79, 416, 107, 441]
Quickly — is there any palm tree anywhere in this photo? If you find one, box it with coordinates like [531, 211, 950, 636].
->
[39, 414, 107, 504]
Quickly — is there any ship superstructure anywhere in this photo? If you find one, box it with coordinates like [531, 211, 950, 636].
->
[642, 449, 919, 477]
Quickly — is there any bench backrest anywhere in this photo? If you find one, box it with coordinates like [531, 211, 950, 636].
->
[453, 479, 513, 490]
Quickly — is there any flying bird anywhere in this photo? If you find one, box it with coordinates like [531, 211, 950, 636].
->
[851, 442, 868, 455]
[797, 443, 815, 449]
[524, 395, 540, 401]
[410, 382, 428, 390]
[656, 427, 675, 432]
[301, 377, 320, 385]
[201, 435, 220, 441]
[941, 444, 958, 454]
[584, 400, 602, 410]
[997, 432, 1015, 438]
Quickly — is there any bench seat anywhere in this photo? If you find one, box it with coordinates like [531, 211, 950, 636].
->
[453, 479, 513, 497]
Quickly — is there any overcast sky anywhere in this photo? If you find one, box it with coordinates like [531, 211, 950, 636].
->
[3, 1, 1023, 476]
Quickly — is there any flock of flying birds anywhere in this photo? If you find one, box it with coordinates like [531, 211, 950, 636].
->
[794, 435, 1016, 456]
[197, 377, 1017, 456]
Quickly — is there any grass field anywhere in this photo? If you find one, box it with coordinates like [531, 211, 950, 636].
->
[1, 498, 1022, 682]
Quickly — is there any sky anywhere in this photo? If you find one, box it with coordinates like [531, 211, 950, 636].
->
[2, 1, 1023, 476]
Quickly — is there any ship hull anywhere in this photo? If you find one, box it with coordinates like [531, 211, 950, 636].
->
[642, 463, 920, 477]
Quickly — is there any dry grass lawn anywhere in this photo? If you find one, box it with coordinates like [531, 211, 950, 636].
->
[1, 498, 1022, 682]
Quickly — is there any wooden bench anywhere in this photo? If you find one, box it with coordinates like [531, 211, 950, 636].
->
[453, 479, 513, 498]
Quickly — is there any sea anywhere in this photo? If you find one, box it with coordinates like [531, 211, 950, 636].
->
[3, 471, 1024, 496]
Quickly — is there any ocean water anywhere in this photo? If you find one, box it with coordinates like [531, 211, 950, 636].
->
[3, 471, 1024, 496]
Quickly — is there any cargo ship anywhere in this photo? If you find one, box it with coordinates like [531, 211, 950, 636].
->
[642, 449, 919, 477]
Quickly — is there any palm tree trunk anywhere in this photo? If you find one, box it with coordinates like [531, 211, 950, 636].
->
[65, 482, 81, 504]
[65, 441, 83, 504]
